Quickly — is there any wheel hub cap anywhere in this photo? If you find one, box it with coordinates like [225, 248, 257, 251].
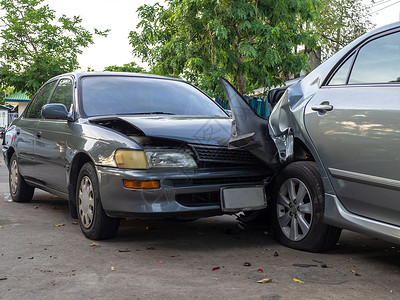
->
[10, 159, 18, 195]
[78, 176, 95, 229]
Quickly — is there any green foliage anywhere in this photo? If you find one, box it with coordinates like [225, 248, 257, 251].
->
[104, 62, 147, 73]
[129, 0, 320, 97]
[0, 0, 109, 96]
[312, 0, 373, 60]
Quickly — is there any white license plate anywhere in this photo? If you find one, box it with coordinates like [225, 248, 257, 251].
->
[220, 186, 266, 212]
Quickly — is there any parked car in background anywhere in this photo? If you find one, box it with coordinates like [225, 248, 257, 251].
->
[0, 127, 5, 139]
[3, 73, 270, 240]
[224, 22, 400, 251]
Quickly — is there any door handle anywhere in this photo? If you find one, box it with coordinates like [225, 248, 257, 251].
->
[311, 102, 333, 112]
[36, 131, 42, 138]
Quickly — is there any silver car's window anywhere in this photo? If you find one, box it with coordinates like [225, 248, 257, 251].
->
[328, 53, 355, 85]
[50, 79, 73, 111]
[349, 32, 400, 84]
[80, 76, 226, 117]
[25, 80, 57, 119]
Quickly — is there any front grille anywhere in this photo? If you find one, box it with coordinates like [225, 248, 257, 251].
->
[176, 192, 220, 207]
[189, 144, 259, 164]
[172, 175, 266, 187]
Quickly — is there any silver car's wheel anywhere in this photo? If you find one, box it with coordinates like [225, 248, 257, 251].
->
[277, 178, 312, 242]
[271, 161, 341, 252]
[78, 175, 95, 229]
[8, 153, 34, 203]
[76, 162, 120, 240]
[10, 158, 19, 195]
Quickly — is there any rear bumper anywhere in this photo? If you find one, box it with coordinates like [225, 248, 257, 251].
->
[96, 165, 269, 218]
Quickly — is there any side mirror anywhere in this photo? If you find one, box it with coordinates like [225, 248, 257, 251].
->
[42, 103, 74, 121]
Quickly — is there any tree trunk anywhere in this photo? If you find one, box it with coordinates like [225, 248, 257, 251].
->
[237, 73, 246, 95]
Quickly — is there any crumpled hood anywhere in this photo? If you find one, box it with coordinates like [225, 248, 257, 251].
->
[119, 115, 232, 146]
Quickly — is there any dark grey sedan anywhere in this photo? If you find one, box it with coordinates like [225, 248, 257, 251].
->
[224, 22, 400, 252]
[3, 73, 269, 240]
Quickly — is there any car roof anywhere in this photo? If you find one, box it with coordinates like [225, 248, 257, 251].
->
[51, 72, 185, 83]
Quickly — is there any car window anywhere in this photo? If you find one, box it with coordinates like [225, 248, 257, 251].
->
[328, 53, 355, 85]
[80, 76, 227, 117]
[50, 78, 73, 111]
[25, 80, 57, 119]
[349, 32, 400, 84]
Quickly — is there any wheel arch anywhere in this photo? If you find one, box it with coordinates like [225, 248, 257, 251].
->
[68, 152, 95, 218]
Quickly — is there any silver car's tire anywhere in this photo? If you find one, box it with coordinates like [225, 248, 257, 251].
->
[271, 161, 341, 252]
[76, 162, 120, 240]
[9, 153, 34, 203]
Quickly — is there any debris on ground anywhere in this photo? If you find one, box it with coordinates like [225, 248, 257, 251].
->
[146, 247, 156, 250]
[90, 243, 99, 247]
[274, 251, 279, 257]
[111, 266, 116, 271]
[72, 222, 78, 225]
[0, 277, 7, 281]
[293, 264, 318, 268]
[257, 278, 272, 283]
[350, 270, 361, 276]
[0, 226, 3, 229]
[50, 206, 57, 210]
[170, 254, 179, 257]
[118, 249, 131, 252]
[243, 262, 251, 266]
[34, 206, 38, 209]
[212, 267, 220, 271]
[293, 278, 305, 283]
[156, 261, 163, 264]
[257, 269, 264, 273]
[53, 224, 65, 227]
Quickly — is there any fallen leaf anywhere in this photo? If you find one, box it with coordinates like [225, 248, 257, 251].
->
[118, 249, 131, 252]
[0, 226, 4, 229]
[212, 267, 220, 271]
[53, 224, 65, 227]
[170, 254, 180, 257]
[34, 206, 38, 209]
[293, 278, 305, 284]
[0, 277, 7, 281]
[257, 278, 272, 283]
[146, 247, 156, 250]
[350, 270, 361, 276]
[50, 206, 57, 210]
[111, 266, 116, 271]
[90, 243, 99, 247]
[72, 222, 78, 225]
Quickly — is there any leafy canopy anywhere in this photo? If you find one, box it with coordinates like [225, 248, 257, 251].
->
[104, 62, 147, 73]
[313, 0, 373, 60]
[0, 0, 109, 96]
[129, 0, 320, 97]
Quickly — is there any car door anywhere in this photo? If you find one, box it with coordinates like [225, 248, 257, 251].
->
[305, 30, 400, 226]
[14, 80, 57, 180]
[34, 78, 74, 193]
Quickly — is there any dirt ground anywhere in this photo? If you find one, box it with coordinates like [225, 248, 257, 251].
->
[0, 161, 399, 299]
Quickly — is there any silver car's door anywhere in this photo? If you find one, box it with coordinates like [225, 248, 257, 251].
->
[16, 80, 58, 179]
[34, 78, 73, 194]
[305, 30, 400, 226]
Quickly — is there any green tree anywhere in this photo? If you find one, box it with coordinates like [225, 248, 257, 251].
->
[129, 0, 319, 96]
[104, 62, 147, 73]
[313, 0, 373, 61]
[0, 0, 109, 96]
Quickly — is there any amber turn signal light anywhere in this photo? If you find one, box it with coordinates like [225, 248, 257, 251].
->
[123, 180, 160, 189]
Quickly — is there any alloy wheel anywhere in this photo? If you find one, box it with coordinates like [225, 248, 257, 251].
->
[10, 159, 19, 195]
[276, 178, 313, 241]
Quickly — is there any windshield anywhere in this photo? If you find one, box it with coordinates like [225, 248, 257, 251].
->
[80, 76, 226, 117]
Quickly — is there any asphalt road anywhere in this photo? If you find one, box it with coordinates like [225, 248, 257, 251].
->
[0, 156, 399, 299]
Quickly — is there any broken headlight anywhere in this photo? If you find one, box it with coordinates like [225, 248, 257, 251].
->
[144, 149, 197, 168]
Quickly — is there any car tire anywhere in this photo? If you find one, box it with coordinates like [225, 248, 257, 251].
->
[76, 162, 120, 240]
[9, 153, 35, 203]
[270, 161, 341, 252]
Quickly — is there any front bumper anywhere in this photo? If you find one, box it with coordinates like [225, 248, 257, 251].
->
[96, 165, 270, 218]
